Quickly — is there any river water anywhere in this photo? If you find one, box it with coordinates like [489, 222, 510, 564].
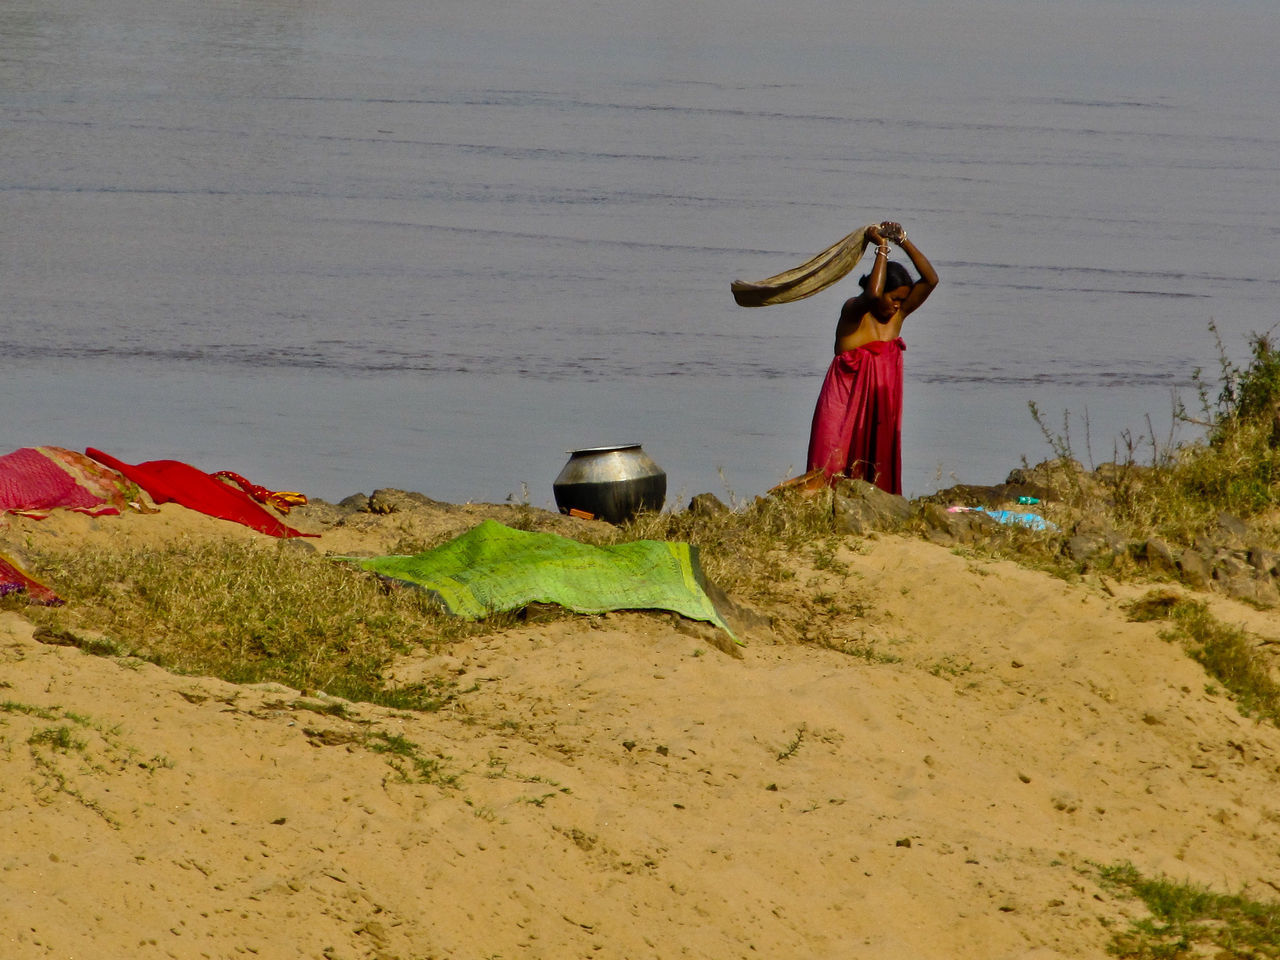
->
[4, 0, 1278, 507]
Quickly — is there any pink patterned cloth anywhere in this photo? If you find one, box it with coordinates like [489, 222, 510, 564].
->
[0, 446, 135, 516]
[805, 338, 906, 494]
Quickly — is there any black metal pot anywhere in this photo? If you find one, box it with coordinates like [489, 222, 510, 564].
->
[553, 444, 666, 524]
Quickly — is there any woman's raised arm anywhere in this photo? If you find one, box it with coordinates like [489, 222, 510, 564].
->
[881, 221, 938, 318]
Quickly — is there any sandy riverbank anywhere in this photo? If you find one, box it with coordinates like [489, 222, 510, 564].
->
[2, 496, 1279, 960]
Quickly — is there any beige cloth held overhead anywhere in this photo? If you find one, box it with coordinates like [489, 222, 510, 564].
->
[730, 225, 873, 307]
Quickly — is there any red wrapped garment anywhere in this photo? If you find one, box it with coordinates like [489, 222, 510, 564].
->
[86, 449, 317, 539]
[0, 446, 135, 517]
[805, 338, 905, 494]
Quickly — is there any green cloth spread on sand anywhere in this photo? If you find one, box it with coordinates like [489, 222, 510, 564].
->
[348, 519, 736, 639]
[731, 225, 872, 307]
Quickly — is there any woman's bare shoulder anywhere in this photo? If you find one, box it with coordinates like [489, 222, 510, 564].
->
[840, 293, 868, 317]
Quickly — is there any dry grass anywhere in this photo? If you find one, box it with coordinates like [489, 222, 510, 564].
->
[616, 486, 841, 598]
[1104, 330, 1280, 546]
[4, 488, 848, 710]
[986, 329, 1280, 584]
[9, 538, 478, 710]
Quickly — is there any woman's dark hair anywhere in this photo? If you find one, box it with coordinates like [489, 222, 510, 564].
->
[859, 260, 913, 292]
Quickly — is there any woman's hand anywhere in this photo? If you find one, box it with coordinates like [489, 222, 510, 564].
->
[866, 224, 886, 245]
[878, 221, 906, 244]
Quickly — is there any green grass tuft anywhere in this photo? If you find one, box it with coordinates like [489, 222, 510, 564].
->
[365, 731, 458, 786]
[1099, 861, 1280, 959]
[1126, 591, 1280, 726]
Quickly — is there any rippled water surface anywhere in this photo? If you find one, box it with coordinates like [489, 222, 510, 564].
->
[4, 0, 1278, 503]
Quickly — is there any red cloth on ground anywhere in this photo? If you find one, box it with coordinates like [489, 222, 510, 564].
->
[85, 449, 317, 539]
[0, 446, 131, 516]
[805, 338, 905, 494]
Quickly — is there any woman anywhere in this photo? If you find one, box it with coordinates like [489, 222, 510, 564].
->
[805, 221, 939, 494]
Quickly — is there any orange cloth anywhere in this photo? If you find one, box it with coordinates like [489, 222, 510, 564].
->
[211, 471, 308, 514]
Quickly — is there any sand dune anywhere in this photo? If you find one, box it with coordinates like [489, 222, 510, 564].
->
[2, 502, 1279, 959]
